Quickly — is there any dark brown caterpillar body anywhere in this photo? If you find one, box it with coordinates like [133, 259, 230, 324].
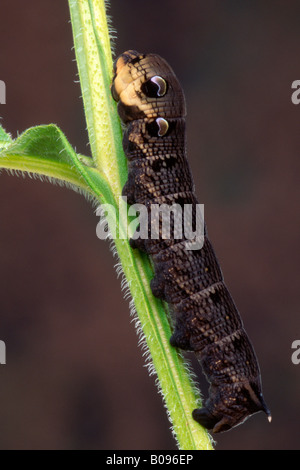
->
[111, 50, 271, 433]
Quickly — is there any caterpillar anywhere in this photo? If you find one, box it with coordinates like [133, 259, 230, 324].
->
[111, 50, 271, 433]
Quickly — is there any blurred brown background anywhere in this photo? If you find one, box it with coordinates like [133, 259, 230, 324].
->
[0, 0, 299, 450]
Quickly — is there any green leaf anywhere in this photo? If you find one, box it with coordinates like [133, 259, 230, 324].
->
[0, 124, 13, 149]
[0, 124, 113, 203]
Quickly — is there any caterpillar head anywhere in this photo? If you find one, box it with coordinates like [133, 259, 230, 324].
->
[111, 50, 186, 123]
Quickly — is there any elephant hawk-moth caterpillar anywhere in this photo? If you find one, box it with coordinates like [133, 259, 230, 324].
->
[111, 50, 271, 433]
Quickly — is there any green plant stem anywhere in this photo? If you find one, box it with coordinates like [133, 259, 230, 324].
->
[69, 0, 213, 450]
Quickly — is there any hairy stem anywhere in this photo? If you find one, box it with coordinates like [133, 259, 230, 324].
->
[68, 0, 213, 450]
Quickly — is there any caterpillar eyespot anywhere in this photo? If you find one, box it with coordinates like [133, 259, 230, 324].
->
[141, 75, 168, 98]
[111, 50, 271, 433]
[147, 117, 169, 137]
